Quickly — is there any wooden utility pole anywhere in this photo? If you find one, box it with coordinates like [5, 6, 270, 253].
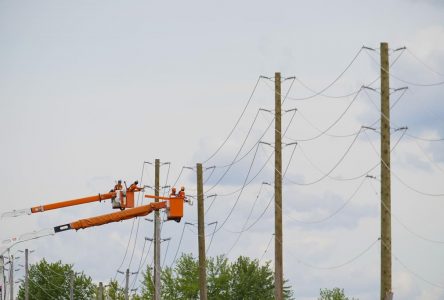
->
[380, 42, 392, 300]
[98, 282, 104, 300]
[274, 72, 284, 300]
[196, 163, 208, 300]
[0, 255, 4, 300]
[125, 269, 129, 300]
[153, 159, 161, 300]
[24, 249, 29, 300]
[8, 255, 13, 300]
[69, 272, 74, 300]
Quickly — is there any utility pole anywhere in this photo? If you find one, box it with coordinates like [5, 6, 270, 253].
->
[153, 158, 161, 300]
[9, 255, 12, 300]
[125, 269, 129, 300]
[196, 163, 208, 300]
[0, 255, 4, 300]
[380, 42, 392, 300]
[24, 249, 29, 300]
[69, 272, 74, 300]
[98, 282, 104, 300]
[274, 72, 283, 300]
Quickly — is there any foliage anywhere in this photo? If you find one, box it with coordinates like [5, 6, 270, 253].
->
[139, 254, 293, 299]
[104, 279, 125, 300]
[16, 259, 95, 300]
[318, 287, 358, 300]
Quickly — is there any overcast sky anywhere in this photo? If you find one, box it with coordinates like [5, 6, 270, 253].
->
[1, 1, 444, 299]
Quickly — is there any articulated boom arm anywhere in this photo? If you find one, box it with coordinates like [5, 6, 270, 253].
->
[53, 194, 185, 233]
[31, 192, 116, 213]
[54, 201, 167, 232]
[1, 181, 143, 219]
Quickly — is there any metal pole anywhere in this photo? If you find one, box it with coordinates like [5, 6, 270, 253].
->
[197, 163, 208, 300]
[380, 42, 392, 300]
[274, 72, 283, 300]
[24, 249, 29, 300]
[153, 159, 161, 300]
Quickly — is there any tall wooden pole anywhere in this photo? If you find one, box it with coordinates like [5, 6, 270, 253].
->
[98, 282, 104, 300]
[0, 255, 4, 300]
[274, 72, 283, 300]
[380, 42, 392, 300]
[153, 159, 161, 300]
[24, 249, 29, 300]
[196, 163, 208, 300]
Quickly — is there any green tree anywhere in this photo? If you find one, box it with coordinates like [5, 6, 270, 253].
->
[16, 259, 95, 300]
[104, 279, 125, 300]
[318, 287, 358, 300]
[138, 254, 293, 300]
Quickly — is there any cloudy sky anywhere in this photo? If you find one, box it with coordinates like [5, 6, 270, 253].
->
[1, 0, 444, 299]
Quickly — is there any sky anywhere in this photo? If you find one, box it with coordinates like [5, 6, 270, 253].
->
[0, 0, 444, 299]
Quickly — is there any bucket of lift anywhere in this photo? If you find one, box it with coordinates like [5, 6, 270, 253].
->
[166, 197, 184, 222]
[112, 190, 135, 210]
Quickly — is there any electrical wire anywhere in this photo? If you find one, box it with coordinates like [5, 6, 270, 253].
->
[206, 222, 218, 255]
[285, 88, 363, 142]
[27, 276, 58, 300]
[407, 135, 444, 173]
[284, 128, 364, 186]
[297, 238, 380, 270]
[381, 239, 444, 289]
[224, 182, 271, 255]
[114, 162, 150, 280]
[283, 176, 368, 224]
[169, 223, 188, 268]
[202, 76, 263, 164]
[226, 139, 298, 234]
[406, 48, 444, 77]
[284, 47, 365, 100]
[161, 239, 171, 269]
[259, 234, 274, 263]
[366, 49, 444, 87]
[369, 182, 444, 244]
[366, 129, 444, 196]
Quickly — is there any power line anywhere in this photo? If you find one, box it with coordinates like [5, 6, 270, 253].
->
[366, 49, 444, 87]
[259, 234, 274, 263]
[296, 238, 380, 270]
[366, 129, 444, 196]
[283, 176, 369, 224]
[381, 239, 444, 289]
[225, 139, 298, 234]
[406, 48, 444, 77]
[368, 182, 444, 244]
[283, 47, 365, 100]
[284, 128, 364, 186]
[202, 76, 263, 164]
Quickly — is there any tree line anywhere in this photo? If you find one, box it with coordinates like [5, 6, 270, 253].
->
[16, 255, 356, 299]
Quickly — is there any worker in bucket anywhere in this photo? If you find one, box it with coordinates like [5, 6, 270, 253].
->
[127, 180, 143, 192]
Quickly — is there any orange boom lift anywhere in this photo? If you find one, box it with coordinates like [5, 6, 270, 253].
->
[1, 180, 188, 235]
